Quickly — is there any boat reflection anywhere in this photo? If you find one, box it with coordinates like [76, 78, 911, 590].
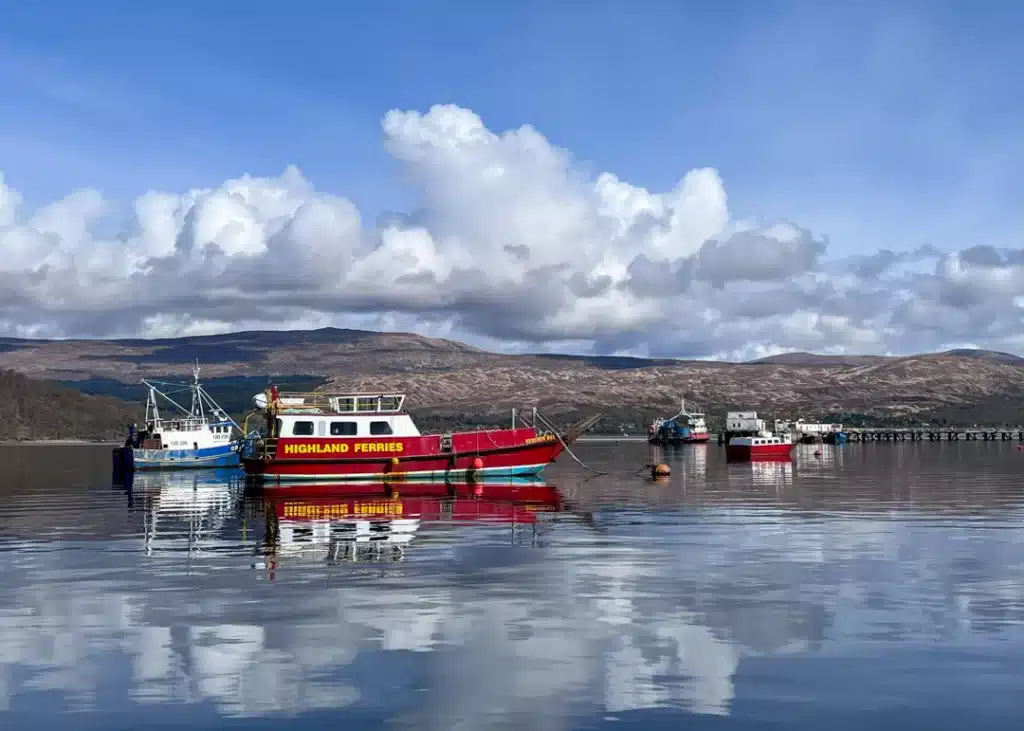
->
[726, 460, 795, 490]
[127, 469, 245, 554]
[254, 478, 564, 567]
[750, 460, 794, 489]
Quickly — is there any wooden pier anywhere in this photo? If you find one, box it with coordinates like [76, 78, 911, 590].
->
[843, 428, 1024, 442]
[710, 428, 1024, 444]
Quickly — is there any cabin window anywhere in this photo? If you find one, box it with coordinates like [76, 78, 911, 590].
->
[330, 421, 358, 436]
[380, 396, 400, 411]
[370, 420, 393, 436]
[357, 397, 378, 412]
[292, 421, 315, 436]
[335, 397, 354, 412]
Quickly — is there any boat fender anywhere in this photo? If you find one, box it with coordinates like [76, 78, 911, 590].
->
[471, 457, 484, 471]
[651, 463, 671, 478]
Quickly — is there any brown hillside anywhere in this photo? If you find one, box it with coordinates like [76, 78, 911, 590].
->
[1, 329, 1023, 425]
[0, 369, 137, 441]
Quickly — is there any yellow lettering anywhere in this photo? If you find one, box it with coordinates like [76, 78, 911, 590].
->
[524, 434, 555, 445]
[395, 442, 404, 453]
[351, 501, 403, 516]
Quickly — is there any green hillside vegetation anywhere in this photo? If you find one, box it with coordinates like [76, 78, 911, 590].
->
[0, 369, 137, 441]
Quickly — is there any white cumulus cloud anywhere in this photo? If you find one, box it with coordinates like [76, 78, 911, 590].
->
[1, 104, 1021, 358]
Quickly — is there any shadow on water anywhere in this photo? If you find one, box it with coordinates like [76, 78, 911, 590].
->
[0, 442, 1023, 729]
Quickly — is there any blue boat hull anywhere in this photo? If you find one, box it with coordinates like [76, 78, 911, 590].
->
[131, 443, 240, 470]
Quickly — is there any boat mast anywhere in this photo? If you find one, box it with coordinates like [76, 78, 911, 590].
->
[190, 360, 204, 422]
[146, 386, 161, 423]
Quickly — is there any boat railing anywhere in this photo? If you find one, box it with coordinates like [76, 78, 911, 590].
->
[151, 418, 223, 433]
[241, 436, 278, 460]
[273, 391, 406, 414]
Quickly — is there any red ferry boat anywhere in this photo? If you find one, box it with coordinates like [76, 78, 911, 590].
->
[240, 387, 600, 483]
[726, 432, 796, 462]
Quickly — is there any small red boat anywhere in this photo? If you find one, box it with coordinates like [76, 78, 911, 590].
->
[240, 387, 600, 483]
[726, 433, 795, 462]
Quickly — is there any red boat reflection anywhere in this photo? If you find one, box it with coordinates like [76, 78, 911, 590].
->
[255, 478, 563, 568]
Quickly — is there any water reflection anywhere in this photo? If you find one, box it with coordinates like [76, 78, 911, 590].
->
[257, 479, 562, 568]
[0, 443, 1022, 727]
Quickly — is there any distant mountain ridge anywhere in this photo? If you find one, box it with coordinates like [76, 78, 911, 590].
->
[1, 328, 1023, 429]
[749, 349, 1024, 366]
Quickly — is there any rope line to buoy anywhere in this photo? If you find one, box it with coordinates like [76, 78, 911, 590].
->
[553, 432, 666, 480]
[553, 431, 611, 475]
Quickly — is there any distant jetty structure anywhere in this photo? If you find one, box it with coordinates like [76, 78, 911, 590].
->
[842, 428, 1024, 442]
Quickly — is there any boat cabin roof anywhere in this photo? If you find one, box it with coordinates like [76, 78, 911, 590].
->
[273, 392, 406, 416]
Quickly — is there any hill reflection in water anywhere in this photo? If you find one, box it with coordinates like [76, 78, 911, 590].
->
[0, 442, 1022, 729]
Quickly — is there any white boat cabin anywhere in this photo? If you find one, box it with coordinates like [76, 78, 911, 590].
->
[142, 417, 236, 450]
[729, 434, 791, 447]
[256, 391, 422, 439]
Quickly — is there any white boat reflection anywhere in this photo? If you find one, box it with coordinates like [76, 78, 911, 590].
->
[128, 469, 242, 554]
[748, 460, 795, 489]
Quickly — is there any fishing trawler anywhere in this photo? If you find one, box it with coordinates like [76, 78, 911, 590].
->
[115, 362, 242, 471]
[240, 386, 601, 483]
[648, 398, 711, 444]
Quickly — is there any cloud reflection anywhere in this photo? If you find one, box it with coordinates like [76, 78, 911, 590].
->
[0, 467, 1023, 726]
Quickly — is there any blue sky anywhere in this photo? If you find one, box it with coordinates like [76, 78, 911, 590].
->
[1, 0, 1022, 257]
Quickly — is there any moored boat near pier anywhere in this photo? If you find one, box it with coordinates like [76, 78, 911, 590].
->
[648, 399, 711, 444]
[240, 387, 601, 483]
[726, 431, 796, 462]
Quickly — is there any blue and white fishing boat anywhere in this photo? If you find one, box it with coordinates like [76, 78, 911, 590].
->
[117, 362, 242, 471]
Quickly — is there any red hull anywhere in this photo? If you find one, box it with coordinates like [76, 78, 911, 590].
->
[243, 427, 565, 482]
[726, 443, 795, 461]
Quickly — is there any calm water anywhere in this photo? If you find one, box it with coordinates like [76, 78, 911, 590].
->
[1, 442, 1023, 730]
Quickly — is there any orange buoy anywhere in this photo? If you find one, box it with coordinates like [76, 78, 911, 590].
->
[472, 457, 484, 470]
[651, 463, 671, 478]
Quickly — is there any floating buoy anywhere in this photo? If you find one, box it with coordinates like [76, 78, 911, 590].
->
[472, 457, 484, 470]
[651, 463, 671, 478]
[391, 457, 400, 466]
